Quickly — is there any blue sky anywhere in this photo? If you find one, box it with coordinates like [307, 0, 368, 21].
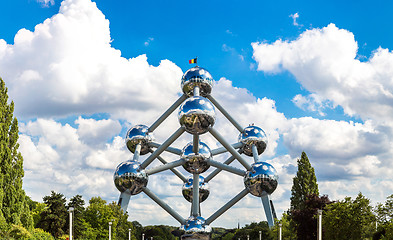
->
[1, 0, 393, 228]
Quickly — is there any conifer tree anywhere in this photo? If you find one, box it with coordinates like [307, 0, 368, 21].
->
[290, 151, 319, 210]
[0, 77, 33, 231]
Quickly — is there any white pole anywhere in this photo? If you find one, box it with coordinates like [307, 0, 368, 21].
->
[142, 233, 145, 240]
[247, 235, 249, 240]
[129, 228, 131, 240]
[317, 209, 322, 240]
[279, 223, 282, 240]
[69, 207, 74, 240]
[109, 221, 112, 240]
[259, 230, 262, 240]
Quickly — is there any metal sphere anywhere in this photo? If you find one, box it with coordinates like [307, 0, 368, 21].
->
[181, 216, 211, 240]
[181, 141, 211, 174]
[244, 161, 278, 196]
[181, 66, 213, 97]
[182, 175, 210, 203]
[125, 125, 153, 155]
[178, 96, 215, 135]
[114, 160, 148, 195]
[238, 125, 268, 156]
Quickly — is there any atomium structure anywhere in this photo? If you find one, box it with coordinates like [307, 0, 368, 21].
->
[114, 66, 278, 240]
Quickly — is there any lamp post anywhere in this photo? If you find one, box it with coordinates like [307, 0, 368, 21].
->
[317, 209, 322, 240]
[142, 233, 145, 240]
[109, 221, 112, 240]
[259, 230, 262, 240]
[247, 235, 249, 240]
[129, 228, 131, 240]
[278, 223, 282, 240]
[68, 207, 74, 240]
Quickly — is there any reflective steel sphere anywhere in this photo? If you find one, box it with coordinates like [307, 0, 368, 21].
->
[244, 161, 278, 196]
[125, 125, 153, 155]
[182, 175, 210, 203]
[114, 160, 148, 195]
[181, 66, 213, 97]
[181, 216, 211, 240]
[181, 142, 211, 174]
[178, 96, 215, 135]
[238, 125, 268, 156]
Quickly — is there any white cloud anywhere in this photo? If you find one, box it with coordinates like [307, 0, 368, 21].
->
[289, 12, 301, 27]
[37, 0, 55, 7]
[252, 23, 393, 123]
[144, 37, 154, 46]
[0, 0, 182, 119]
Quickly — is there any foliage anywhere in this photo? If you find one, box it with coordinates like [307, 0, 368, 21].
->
[374, 194, 393, 240]
[29, 228, 54, 240]
[0, 77, 33, 232]
[143, 225, 176, 240]
[233, 221, 273, 240]
[8, 224, 31, 239]
[290, 152, 319, 211]
[36, 191, 68, 238]
[291, 194, 330, 240]
[324, 192, 375, 240]
[271, 213, 296, 240]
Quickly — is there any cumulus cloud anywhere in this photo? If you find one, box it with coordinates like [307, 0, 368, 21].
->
[0, 0, 182, 119]
[252, 23, 393, 123]
[37, 0, 55, 7]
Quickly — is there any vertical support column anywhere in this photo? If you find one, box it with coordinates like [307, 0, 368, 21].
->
[252, 144, 259, 163]
[261, 194, 274, 227]
[133, 143, 141, 161]
[193, 134, 199, 154]
[318, 209, 322, 240]
[192, 173, 200, 216]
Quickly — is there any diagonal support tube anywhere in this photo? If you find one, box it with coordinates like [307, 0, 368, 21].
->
[145, 159, 186, 175]
[148, 94, 187, 133]
[155, 154, 187, 182]
[211, 142, 243, 156]
[209, 127, 251, 170]
[252, 144, 259, 163]
[206, 159, 246, 177]
[141, 127, 185, 169]
[118, 192, 131, 213]
[205, 188, 249, 225]
[149, 142, 182, 155]
[142, 186, 186, 225]
[192, 173, 200, 217]
[207, 95, 243, 133]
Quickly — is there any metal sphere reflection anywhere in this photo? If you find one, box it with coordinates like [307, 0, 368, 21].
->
[238, 125, 268, 156]
[181, 142, 211, 174]
[244, 161, 278, 196]
[178, 96, 215, 135]
[181, 66, 213, 97]
[125, 125, 153, 155]
[114, 160, 148, 195]
[182, 175, 210, 203]
[181, 216, 211, 240]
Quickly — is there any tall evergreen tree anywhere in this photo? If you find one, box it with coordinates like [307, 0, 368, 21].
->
[0, 78, 33, 231]
[290, 151, 319, 210]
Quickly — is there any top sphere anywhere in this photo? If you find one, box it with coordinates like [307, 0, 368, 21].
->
[178, 96, 216, 135]
[238, 125, 268, 156]
[181, 67, 213, 97]
[125, 125, 153, 155]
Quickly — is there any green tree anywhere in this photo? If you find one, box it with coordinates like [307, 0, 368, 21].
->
[36, 191, 68, 238]
[374, 194, 393, 239]
[0, 78, 33, 232]
[290, 152, 319, 211]
[324, 192, 375, 240]
[271, 213, 297, 240]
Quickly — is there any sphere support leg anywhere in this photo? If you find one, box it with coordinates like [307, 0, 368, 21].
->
[206, 95, 243, 133]
[118, 192, 131, 213]
[261, 193, 274, 227]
